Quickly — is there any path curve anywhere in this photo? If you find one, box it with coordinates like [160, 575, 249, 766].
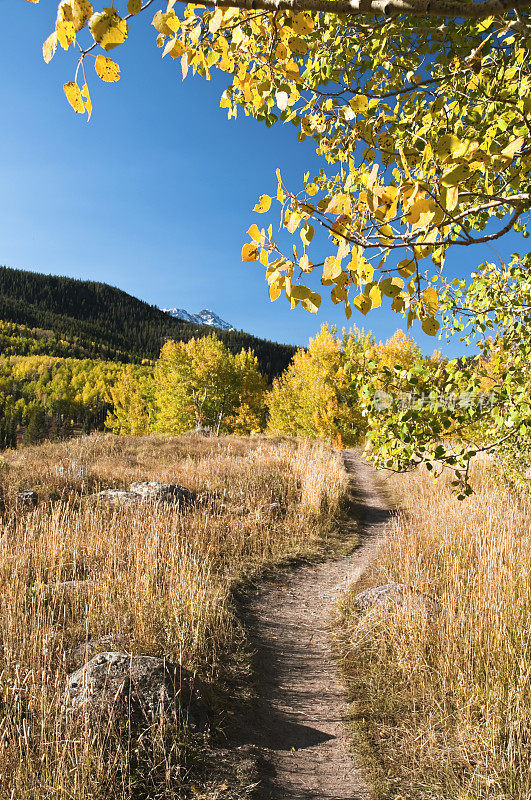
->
[234, 448, 393, 800]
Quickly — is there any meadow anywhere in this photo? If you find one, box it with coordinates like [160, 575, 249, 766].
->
[0, 432, 348, 798]
[339, 458, 531, 800]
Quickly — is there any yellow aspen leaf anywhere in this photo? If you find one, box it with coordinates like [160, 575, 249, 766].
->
[95, 54, 121, 82]
[391, 294, 406, 312]
[300, 224, 314, 245]
[369, 284, 382, 308]
[378, 224, 394, 244]
[290, 285, 311, 300]
[423, 286, 438, 315]
[163, 38, 185, 59]
[443, 185, 459, 211]
[242, 243, 259, 262]
[181, 52, 189, 80]
[331, 284, 347, 304]
[276, 91, 289, 111]
[56, 19, 76, 49]
[381, 277, 403, 297]
[266, 267, 281, 285]
[354, 293, 371, 315]
[270, 283, 281, 301]
[288, 37, 308, 56]
[322, 257, 342, 282]
[89, 7, 128, 51]
[406, 197, 436, 226]
[349, 95, 368, 116]
[209, 7, 223, 33]
[441, 163, 471, 187]
[286, 211, 301, 233]
[435, 134, 461, 158]
[254, 195, 271, 214]
[421, 317, 440, 336]
[63, 81, 85, 113]
[247, 224, 262, 243]
[152, 9, 178, 35]
[260, 248, 269, 267]
[275, 42, 288, 61]
[127, 0, 142, 13]
[43, 32, 58, 63]
[301, 292, 321, 313]
[81, 82, 92, 119]
[500, 136, 524, 159]
[299, 254, 312, 272]
[70, 0, 93, 31]
[397, 259, 416, 278]
[345, 299, 352, 319]
[292, 13, 313, 34]
[357, 261, 374, 284]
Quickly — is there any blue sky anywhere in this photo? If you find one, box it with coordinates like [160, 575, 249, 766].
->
[0, 3, 523, 353]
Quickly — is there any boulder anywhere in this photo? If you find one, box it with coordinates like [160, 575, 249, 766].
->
[90, 484, 193, 508]
[353, 583, 441, 617]
[90, 489, 138, 506]
[17, 490, 38, 508]
[129, 481, 193, 507]
[63, 652, 207, 732]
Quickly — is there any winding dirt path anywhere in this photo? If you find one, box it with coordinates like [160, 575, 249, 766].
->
[234, 448, 393, 800]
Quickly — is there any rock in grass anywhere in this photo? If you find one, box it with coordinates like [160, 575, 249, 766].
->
[129, 481, 193, 507]
[90, 489, 138, 505]
[90, 483, 193, 508]
[17, 490, 38, 507]
[354, 583, 441, 617]
[63, 652, 207, 732]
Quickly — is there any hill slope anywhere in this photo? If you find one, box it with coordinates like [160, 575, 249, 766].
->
[0, 266, 296, 379]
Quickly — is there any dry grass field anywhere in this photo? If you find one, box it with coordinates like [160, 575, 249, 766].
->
[0, 433, 348, 799]
[339, 459, 531, 800]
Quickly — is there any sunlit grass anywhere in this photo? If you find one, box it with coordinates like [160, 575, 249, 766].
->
[0, 432, 348, 798]
[339, 458, 531, 800]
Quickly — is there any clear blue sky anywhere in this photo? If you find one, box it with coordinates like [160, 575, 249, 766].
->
[0, 3, 523, 353]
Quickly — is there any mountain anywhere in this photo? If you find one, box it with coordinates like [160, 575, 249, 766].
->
[0, 265, 296, 380]
[162, 308, 234, 331]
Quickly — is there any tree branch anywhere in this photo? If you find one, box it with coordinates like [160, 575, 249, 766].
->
[169, 0, 531, 20]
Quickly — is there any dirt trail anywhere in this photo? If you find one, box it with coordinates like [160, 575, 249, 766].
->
[233, 448, 393, 800]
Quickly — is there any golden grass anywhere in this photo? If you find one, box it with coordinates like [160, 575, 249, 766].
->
[0, 433, 348, 798]
[339, 458, 531, 800]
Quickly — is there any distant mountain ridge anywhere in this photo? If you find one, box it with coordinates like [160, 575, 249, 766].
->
[0, 265, 297, 380]
[162, 307, 234, 331]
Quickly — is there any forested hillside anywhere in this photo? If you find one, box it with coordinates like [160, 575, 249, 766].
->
[0, 266, 296, 379]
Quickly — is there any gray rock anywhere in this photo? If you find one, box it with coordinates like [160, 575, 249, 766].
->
[129, 481, 193, 507]
[354, 583, 441, 617]
[90, 489, 138, 505]
[17, 490, 38, 507]
[63, 652, 207, 732]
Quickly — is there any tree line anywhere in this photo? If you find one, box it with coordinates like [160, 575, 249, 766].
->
[0, 266, 297, 380]
[0, 327, 447, 448]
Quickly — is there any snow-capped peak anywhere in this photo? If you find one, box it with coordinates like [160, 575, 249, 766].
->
[162, 307, 235, 331]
